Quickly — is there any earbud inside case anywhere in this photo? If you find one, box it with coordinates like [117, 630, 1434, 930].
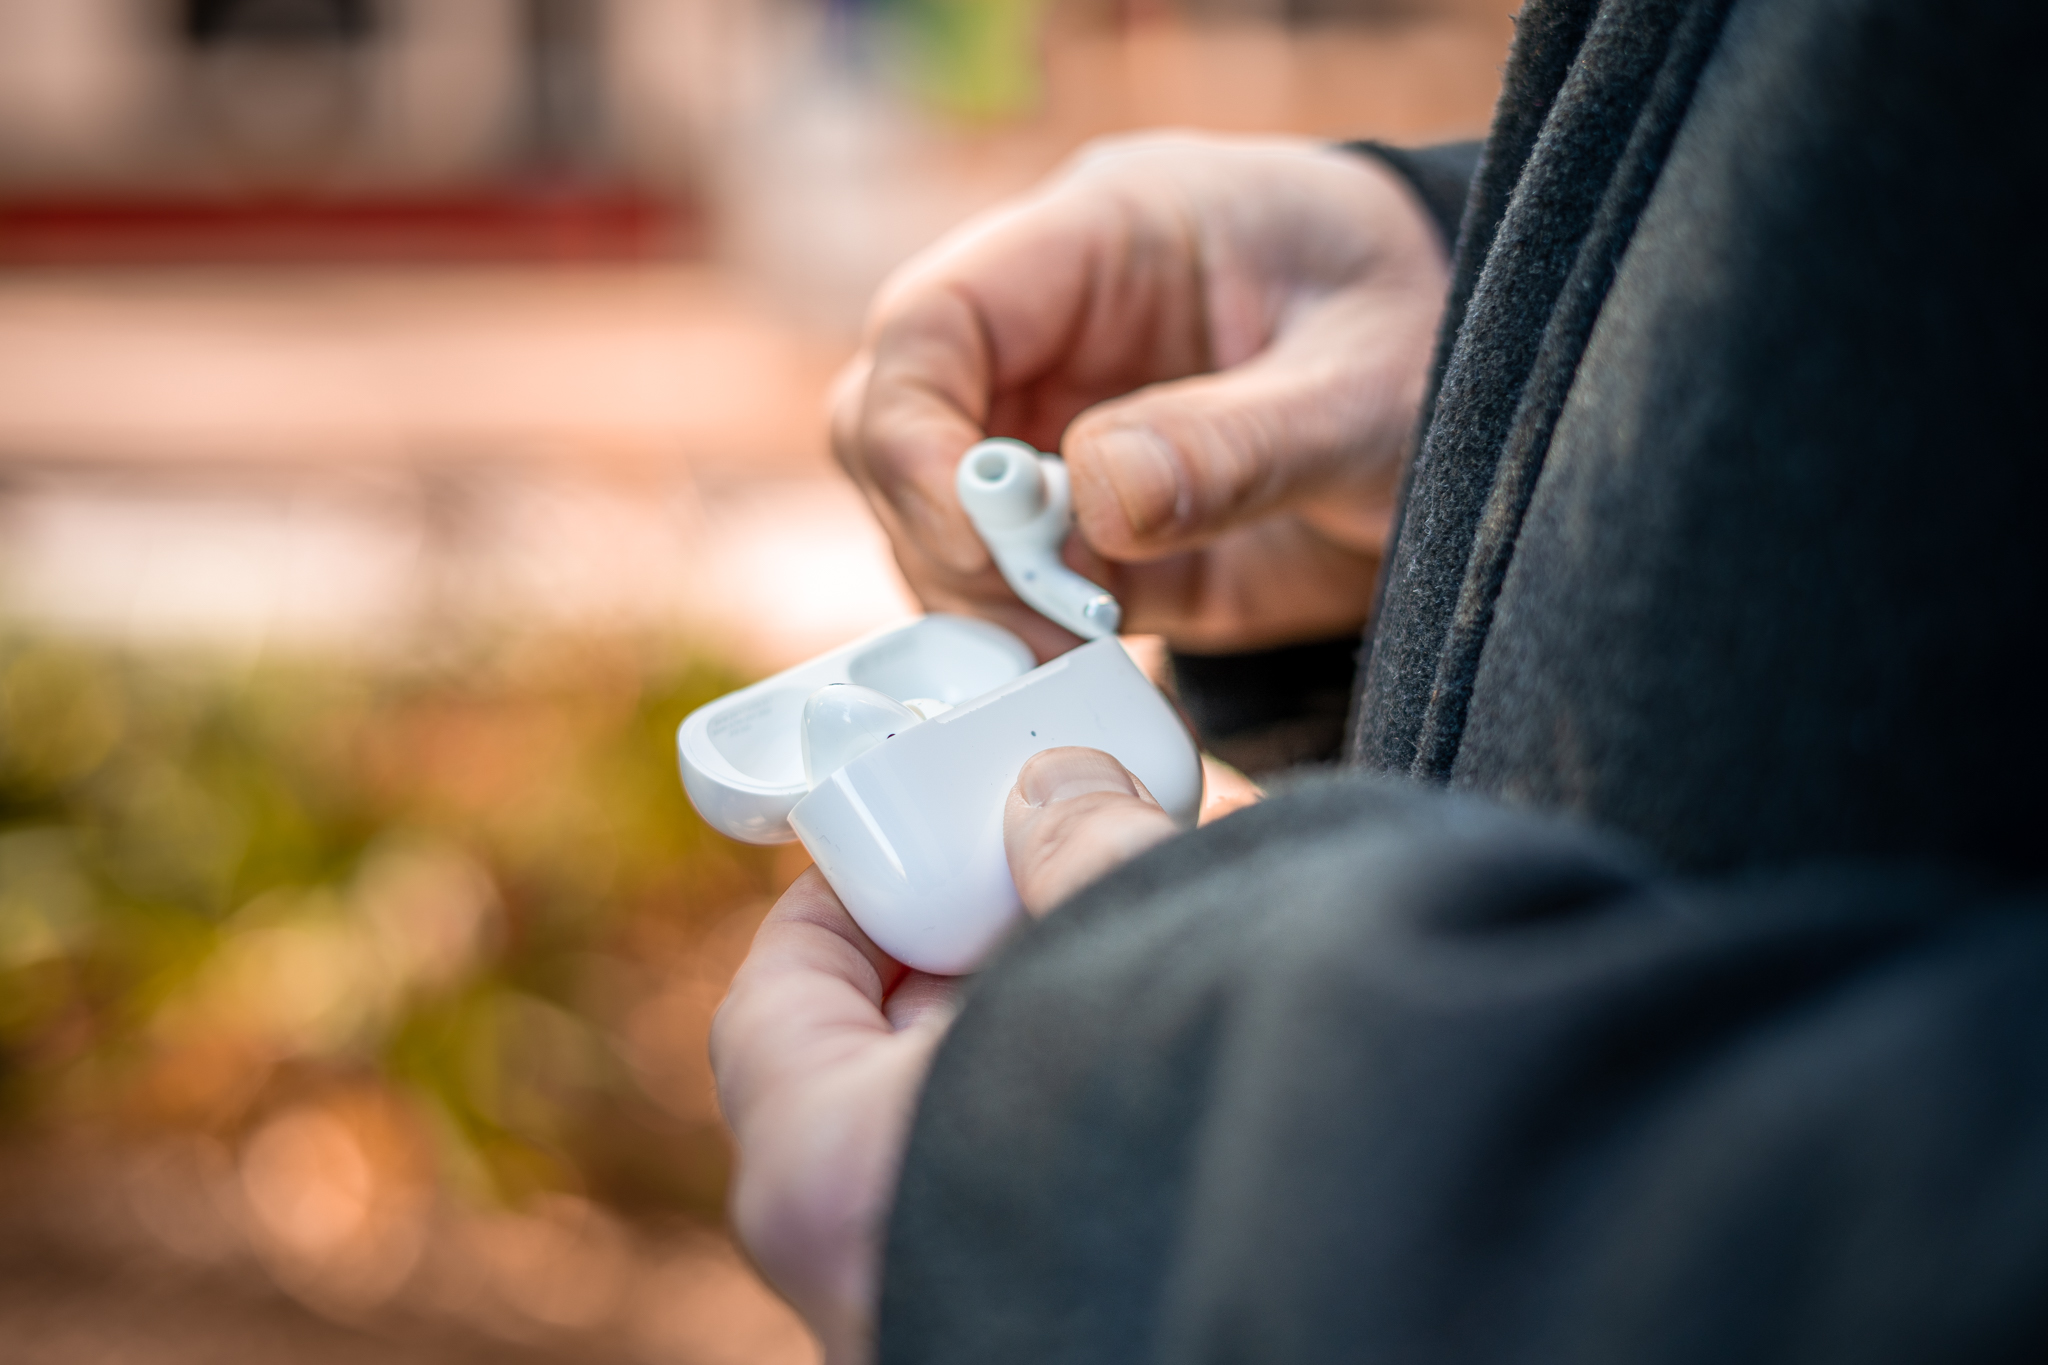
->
[677, 615, 1202, 975]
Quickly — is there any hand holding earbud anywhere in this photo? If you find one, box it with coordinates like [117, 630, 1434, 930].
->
[829, 132, 1450, 655]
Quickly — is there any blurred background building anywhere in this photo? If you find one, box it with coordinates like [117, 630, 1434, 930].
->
[0, 2, 1515, 1361]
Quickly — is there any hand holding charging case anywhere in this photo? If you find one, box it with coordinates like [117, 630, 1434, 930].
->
[678, 615, 1200, 974]
[677, 440, 1200, 976]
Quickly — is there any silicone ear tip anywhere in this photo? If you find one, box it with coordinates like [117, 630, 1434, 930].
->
[965, 442, 1019, 482]
[957, 439, 1047, 530]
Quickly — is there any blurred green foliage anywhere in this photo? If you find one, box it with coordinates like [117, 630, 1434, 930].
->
[878, 0, 1048, 121]
[0, 631, 782, 1222]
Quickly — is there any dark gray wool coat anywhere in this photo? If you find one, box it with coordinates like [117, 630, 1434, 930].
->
[880, 0, 2048, 1361]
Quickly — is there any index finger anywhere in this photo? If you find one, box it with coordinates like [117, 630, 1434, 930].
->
[831, 192, 1112, 577]
[831, 296, 992, 576]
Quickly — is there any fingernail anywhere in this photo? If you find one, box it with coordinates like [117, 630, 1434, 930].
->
[1091, 427, 1187, 538]
[1019, 747, 1139, 807]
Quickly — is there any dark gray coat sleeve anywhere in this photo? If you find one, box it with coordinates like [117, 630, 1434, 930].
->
[879, 777, 2048, 1364]
[1347, 139, 1484, 251]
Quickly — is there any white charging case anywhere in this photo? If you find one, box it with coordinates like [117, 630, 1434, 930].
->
[677, 614, 1201, 974]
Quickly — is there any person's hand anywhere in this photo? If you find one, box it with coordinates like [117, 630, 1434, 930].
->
[709, 866, 956, 1365]
[831, 133, 1452, 660]
[710, 747, 1187, 1364]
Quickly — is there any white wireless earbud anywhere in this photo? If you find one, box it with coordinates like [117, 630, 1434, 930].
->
[956, 439, 1122, 640]
[801, 684, 922, 788]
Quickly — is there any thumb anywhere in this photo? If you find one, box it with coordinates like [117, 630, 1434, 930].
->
[1062, 334, 1411, 561]
[1005, 748, 1178, 917]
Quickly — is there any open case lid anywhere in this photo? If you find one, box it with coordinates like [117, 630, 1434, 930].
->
[676, 614, 1037, 845]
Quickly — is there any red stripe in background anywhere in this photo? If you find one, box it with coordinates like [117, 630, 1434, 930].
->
[0, 188, 702, 265]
